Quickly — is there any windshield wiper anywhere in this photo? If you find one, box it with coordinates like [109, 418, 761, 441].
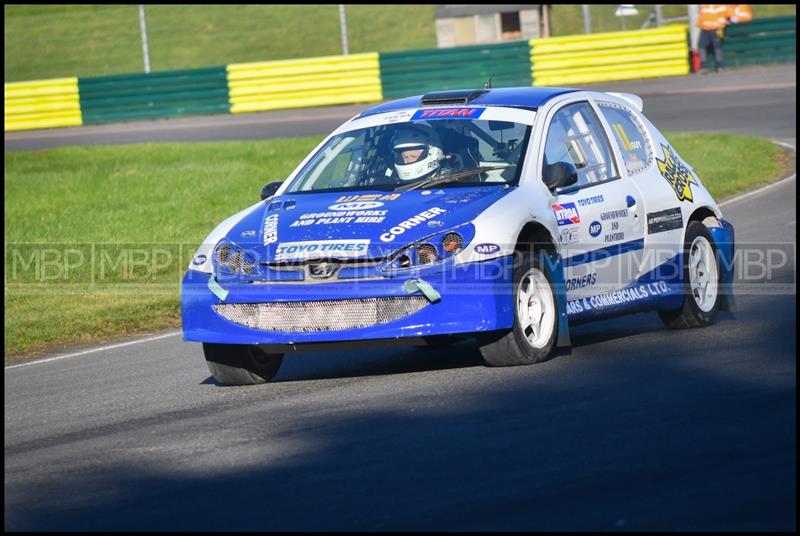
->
[398, 164, 514, 192]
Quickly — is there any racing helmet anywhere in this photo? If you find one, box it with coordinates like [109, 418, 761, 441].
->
[391, 124, 444, 181]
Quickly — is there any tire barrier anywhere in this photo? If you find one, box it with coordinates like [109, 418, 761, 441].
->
[78, 67, 230, 124]
[227, 53, 382, 114]
[720, 16, 796, 68]
[4, 78, 82, 131]
[530, 25, 689, 86]
[380, 41, 531, 99]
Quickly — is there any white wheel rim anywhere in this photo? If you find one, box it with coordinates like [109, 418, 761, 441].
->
[516, 267, 555, 349]
[688, 236, 719, 313]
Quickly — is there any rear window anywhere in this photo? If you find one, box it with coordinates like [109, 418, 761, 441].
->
[597, 101, 653, 175]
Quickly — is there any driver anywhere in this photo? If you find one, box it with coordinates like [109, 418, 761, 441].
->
[391, 124, 445, 183]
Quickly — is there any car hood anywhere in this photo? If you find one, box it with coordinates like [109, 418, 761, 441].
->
[224, 185, 513, 262]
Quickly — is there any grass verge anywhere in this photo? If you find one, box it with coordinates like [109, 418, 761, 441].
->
[4, 132, 793, 360]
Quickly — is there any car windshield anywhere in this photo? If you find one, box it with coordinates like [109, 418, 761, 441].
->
[285, 117, 532, 193]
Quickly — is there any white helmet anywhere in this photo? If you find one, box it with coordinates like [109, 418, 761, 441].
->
[391, 125, 444, 182]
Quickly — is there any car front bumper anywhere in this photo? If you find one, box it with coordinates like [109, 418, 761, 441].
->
[181, 256, 515, 346]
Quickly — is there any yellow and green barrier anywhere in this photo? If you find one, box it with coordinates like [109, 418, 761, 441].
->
[530, 25, 689, 86]
[380, 41, 531, 99]
[719, 16, 796, 68]
[79, 66, 230, 124]
[4, 77, 82, 131]
[8, 17, 796, 133]
[227, 52, 382, 114]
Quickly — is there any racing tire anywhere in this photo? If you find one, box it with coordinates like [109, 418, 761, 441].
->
[203, 343, 283, 385]
[658, 221, 721, 329]
[479, 251, 559, 366]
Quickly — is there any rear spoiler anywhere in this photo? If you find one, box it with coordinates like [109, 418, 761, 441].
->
[608, 92, 643, 112]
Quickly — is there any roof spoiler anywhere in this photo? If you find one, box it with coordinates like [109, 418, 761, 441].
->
[608, 92, 643, 112]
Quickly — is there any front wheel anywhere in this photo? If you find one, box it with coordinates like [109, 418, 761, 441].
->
[658, 221, 721, 329]
[479, 251, 559, 366]
[203, 343, 283, 385]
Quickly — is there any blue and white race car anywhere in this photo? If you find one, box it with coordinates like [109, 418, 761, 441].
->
[182, 87, 735, 385]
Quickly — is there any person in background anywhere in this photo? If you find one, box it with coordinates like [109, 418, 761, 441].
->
[728, 4, 753, 24]
[697, 4, 730, 72]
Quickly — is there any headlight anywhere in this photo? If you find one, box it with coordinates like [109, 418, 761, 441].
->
[213, 240, 259, 276]
[382, 223, 474, 271]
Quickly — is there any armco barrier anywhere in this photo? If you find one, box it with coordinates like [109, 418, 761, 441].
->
[530, 25, 689, 86]
[4, 78, 82, 131]
[720, 16, 796, 68]
[227, 53, 382, 113]
[78, 67, 230, 124]
[380, 41, 531, 99]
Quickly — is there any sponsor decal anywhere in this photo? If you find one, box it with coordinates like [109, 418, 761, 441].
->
[474, 243, 501, 255]
[385, 111, 412, 123]
[577, 194, 605, 207]
[336, 193, 400, 203]
[647, 207, 683, 234]
[656, 144, 698, 202]
[552, 202, 580, 226]
[290, 209, 387, 227]
[567, 281, 670, 315]
[262, 214, 279, 245]
[612, 123, 642, 151]
[274, 239, 370, 261]
[427, 220, 444, 228]
[380, 207, 448, 242]
[421, 190, 432, 196]
[329, 201, 384, 211]
[411, 108, 485, 120]
[589, 221, 602, 238]
[240, 230, 256, 238]
[192, 254, 207, 266]
[604, 232, 625, 243]
[284, 200, 296, 210]
[600, 208, 629, 221]
[565, 272, 597, 291]
[559, 227, 579, 245]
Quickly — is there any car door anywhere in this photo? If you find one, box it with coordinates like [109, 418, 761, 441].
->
[542, 100, 646, 300]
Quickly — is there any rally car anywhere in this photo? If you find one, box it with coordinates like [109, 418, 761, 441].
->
[182, 87, 735, 385]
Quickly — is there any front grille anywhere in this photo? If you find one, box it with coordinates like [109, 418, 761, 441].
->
[213, 296, 429, 332]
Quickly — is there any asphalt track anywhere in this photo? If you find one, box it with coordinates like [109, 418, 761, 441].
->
[4, 65, 796, 530]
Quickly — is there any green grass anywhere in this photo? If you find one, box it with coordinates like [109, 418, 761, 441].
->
[4, 5, 437, 82]
[6, 5, 795, 81]
[3, 132, 792, 359]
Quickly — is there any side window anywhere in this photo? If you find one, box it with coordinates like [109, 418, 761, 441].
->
[597, 101, 652, 175]
[543, 102, 618, 188]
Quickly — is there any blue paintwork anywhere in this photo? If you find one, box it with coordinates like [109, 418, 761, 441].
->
[218, 185, 512, 273]
[358, 87, 579, 118]
[562, 238, 645, 268]
[182, 257, 516, 345]
[566, 254, 686, 323]
[708, 219, 736, 312]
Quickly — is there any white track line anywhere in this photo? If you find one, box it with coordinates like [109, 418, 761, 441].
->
[5, 331, 181, 370]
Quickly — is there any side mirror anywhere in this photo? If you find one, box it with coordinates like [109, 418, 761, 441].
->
[543, 162, 578, 190]
[260, 181, 283, 200]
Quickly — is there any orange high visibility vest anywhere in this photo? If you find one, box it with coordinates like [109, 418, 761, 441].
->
[698, 5, 729, 30]
[729, 4, 753, 23]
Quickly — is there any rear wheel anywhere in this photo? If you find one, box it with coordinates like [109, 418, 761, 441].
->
[203, 343, 283, 385]
[658, 221, 721, 328]
[479, 251, 559, 366]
